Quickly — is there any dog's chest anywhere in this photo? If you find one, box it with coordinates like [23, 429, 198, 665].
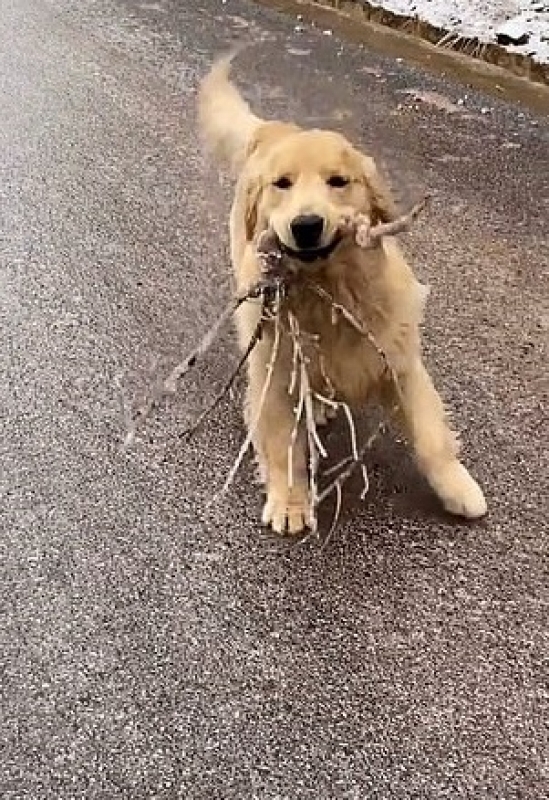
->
[283, 289, 388, 405]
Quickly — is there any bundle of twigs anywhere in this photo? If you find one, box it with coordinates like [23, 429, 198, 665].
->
[124, 198, 428, 536]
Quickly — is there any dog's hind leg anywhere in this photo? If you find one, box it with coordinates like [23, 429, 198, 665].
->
[389, 359, 487, 519]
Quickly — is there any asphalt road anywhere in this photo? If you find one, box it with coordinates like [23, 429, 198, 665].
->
[1, 1, 548, 798]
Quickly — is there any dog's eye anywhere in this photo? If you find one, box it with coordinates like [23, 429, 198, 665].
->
[327, 175, 350, 188]
[273, 176, 293, 190]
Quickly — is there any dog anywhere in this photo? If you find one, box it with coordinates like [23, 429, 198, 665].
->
[198, 54, 487, 534]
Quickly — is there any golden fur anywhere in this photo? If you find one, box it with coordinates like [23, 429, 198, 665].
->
[199, 55, 487, 533]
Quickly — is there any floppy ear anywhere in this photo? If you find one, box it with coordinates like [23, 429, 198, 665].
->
[360, 155, 398, 224]
[244, 175, 263, 241]
[240, 124, 299, 242]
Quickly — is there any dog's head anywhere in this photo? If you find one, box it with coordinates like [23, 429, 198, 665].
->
[243, 126, 396, 262]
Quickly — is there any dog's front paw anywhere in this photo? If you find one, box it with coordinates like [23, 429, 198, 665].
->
[430, 461, 487, 519]
[262, 484, 314, 535]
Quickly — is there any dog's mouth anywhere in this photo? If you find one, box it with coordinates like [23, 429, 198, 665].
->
[278, 234, 343, 264]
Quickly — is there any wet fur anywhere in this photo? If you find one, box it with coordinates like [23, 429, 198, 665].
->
[199, 55, 487, 533]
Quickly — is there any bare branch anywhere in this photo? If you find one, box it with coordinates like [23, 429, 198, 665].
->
[287, 310, 327, 532]
[323, 454, 354, 478]
[217, 292, 282, 499]
[321, 482, 342, 553]
[180, 317, 264, 440]
[340, 196, 430, 249]
[306, 282, 404, 408]
[164, 296, 244, 394]
[315, 392, 369, 501]
[369, 196, 430, 242]
[288, 368, 305, 489]
[288, 333, 299, 397]
[318, 410, 395, 504]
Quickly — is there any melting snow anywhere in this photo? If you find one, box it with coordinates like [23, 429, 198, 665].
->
[369, 1, 549, 63]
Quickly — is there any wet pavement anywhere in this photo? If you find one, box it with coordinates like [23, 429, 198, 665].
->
[1, 0, 548, 797]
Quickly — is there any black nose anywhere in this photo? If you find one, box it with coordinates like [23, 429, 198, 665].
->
[290, 214, 324, 249]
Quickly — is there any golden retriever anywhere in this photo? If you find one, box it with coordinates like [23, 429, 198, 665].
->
[198, 55, 487, 534]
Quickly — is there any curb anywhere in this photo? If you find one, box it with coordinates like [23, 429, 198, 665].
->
[311, 0, 549, 86]
[253, 0, 549, 114]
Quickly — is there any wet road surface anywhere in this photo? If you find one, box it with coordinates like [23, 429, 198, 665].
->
[1, 0, 548, 797]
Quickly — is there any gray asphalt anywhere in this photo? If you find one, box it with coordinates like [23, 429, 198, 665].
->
[1, 0, 548, 798]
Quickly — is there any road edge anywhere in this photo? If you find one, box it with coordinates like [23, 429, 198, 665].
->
[310, 0, 549, 87]
[252, 0, 549, 115]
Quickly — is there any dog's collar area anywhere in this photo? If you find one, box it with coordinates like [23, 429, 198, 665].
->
[278, 234, 343, 264]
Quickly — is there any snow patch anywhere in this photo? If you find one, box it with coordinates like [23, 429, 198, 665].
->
[368, 2, 549, 64]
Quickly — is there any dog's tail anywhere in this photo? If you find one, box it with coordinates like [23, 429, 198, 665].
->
[198, 52, 263, 174]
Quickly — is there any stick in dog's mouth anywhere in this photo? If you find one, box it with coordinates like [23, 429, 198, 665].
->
[257, 195, 430, 272]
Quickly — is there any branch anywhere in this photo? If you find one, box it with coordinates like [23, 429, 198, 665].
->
[123, 280, 276, 445]
[180, 317, 264, 440]
[306, 282, 400, 394]
[340, 196, 430, 249]
[164, 296, 246, 394]
[318, 420, 386, 504]
[216, 290, 283, 500]
[287, 311, 325, 532]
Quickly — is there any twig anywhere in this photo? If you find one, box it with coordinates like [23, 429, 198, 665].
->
[318, 409, 395, 505]
[321, 482, 342, 553]
[287, 313, 327, 459]
[287, 310, 328, 532]
[367, 196, 429, 243]
[317, 350, 336, 401]
[288, 367, 305, 489]
[315, 392, 369, 500]
[164, 296, 245, 394]
[303, 375, 327, 461]
[318, 431, 377, 505]
[124, 280, 276, 444]
[216, 290, 283, 499]
[323, 453, 354, 478]
[123, 296, 245, 445]
[288, 332, 299, 397]
[306, 282, 397, 382]
[340, 196, 429, 249]
[180, 317, 264, 439]
[122, 356, 163, 447]
[302, 360, 320, 527]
